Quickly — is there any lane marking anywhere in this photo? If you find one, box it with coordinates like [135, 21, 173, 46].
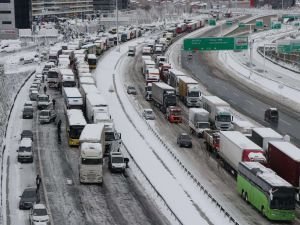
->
[245, 100, 254, 105]
[280, 118, 291, 126]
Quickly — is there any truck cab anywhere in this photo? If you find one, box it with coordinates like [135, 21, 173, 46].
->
[159, 63, 171, 82]
[37, 94, 50, 110]
[103, 124, 122, 156]
[215, 107, 232, 130]
[166, 106, 182, 123]
[264, 108, 279, 123]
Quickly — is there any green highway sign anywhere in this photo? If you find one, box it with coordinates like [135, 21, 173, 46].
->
[226, 20, 233, 26]
[294, 22, 300, 27]
[256, 20, 264, 27]
[183, 37, 248, 51]
[209, 19, 216, 26]
[277, 41, 291, 53]
[271, 22, 282, 29]
[282, 14, 300, 19]
[291, 41, 300, 52]
[238, 22, 246, 28]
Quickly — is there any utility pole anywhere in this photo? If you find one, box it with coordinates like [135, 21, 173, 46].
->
[116, 0, 119, 52]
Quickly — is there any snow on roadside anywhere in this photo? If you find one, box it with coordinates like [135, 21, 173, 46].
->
[94, 39, 245, 225]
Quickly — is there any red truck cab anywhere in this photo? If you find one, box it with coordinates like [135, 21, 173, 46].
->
[166, 106, 182, 123]
[159, 63, 171, 83]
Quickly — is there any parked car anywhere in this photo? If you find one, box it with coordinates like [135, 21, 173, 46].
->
[264, 107, 279, 123]
[29, 203, 49, 224]
[29, 90, 38, 101]
[19, 187, 40, 210]
[142, 108, 155, 120]
[17, 138, 33, 163]
[21, 130, 33, 140]
[39, 110, 57, 124]
[23, 105, 33, 119]
[127, 85, 137, 95]
[177, 133, 192, 148]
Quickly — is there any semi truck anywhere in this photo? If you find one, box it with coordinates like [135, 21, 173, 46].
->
[202, 96, 233, 130]
[79, 143, 103, 184]
[268, 141, 300, 188]
[146, 68, 160, 84]
[159, 63, 171, 83]
[85, 93, 108, 123]
[250, 127, 283, 151]
[166, 106, 182, 123]
[168, 69, 186, 95]
[152, 82, 176, 112]
[142, 60, 155, 75]
[219, 131, 266, 175]
[178, 76, 201, 107]
[203, 130, 220, 153]
[79, 123, 104, 184]
[188, 108, 210, 137]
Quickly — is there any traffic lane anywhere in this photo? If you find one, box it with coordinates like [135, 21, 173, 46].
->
[41, 84, 170, 225]
[182, 51, 300, 146]
[5, 73, 36, 225]
[35, 89, 87, 225]
[124, 50, 278, 225]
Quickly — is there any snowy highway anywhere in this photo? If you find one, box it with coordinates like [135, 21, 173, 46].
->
[2, 11, 300, 225]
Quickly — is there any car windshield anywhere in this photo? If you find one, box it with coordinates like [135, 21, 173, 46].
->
[38, 96, 49, 101]
[128, 87, 135, 90]
[81, 158, 103, 165]
[24, 107, 33, 112]
[19, 147, 31, 152]
[180, 135, 191, 140]
[217, 115, 231, 122]
[23, 190, 35, 198]
[105, 132, 115, 141]
[40, 111, 49, 116]
[33, 208, 47, 216]
[145, 110, 153, 115]
[271, 110, 278, 117]
[189, 91, 199, 97]
[112, 156, 124, 163]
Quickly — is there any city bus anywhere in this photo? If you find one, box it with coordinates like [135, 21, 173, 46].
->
[66, 109, 87, 146]
[87, 54, 97, 70]
[237, 162, 295, 221]
[81, 43, 97, 55]
[63, 87, 83, 110]
[47, 68, 60, 88]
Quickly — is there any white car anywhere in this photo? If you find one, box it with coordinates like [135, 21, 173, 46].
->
[142, 108, 155, 120]
[29, 204, 49, 225]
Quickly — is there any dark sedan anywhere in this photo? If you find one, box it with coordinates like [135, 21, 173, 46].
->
[177, 133, 192, 148]
[19, 187, 40, 210]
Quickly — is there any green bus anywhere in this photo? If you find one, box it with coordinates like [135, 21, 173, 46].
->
[237, 162, 295, 221]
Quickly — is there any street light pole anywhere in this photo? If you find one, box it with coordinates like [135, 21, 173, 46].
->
[116, 0, 119, 52]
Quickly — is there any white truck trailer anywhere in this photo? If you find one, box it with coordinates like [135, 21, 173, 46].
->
[178, 76, 201, 107]
[188, 108, 210, 137]
[79, 123, 105, 184]
[85, 93, 108, 123]
[250, 127, 283, 151]
[202, 96, 233, 130]
[219, 131, 266, 175]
